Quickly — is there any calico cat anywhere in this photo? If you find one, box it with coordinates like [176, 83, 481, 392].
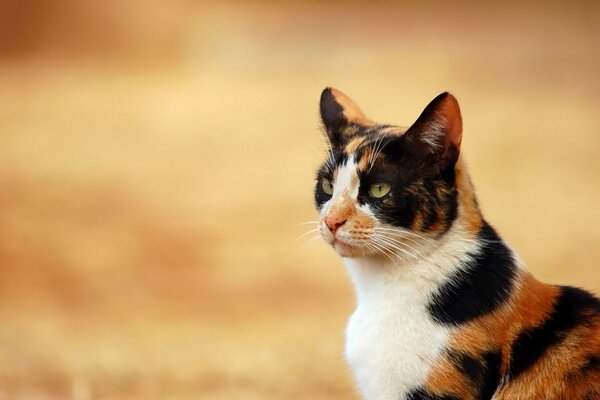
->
[314, 88, 600, 400]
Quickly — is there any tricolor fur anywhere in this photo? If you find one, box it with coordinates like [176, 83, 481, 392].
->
[314, 88, 600, 399]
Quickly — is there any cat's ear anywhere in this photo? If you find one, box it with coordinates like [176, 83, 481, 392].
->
[403, 92, 462, 169]
[320, 87, 372, 147]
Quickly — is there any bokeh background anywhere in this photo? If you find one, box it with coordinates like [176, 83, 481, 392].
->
[1, 1, 599, 399]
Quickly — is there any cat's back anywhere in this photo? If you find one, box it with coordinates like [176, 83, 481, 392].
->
[496, 285, 600, 399]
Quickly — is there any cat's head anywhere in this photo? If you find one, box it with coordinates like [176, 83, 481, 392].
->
[314, 88, 475, 259]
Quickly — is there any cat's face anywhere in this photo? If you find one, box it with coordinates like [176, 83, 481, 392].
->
[314, 89, 463, 259]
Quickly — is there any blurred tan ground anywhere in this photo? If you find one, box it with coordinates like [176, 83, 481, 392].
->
[0, 1, 599, 399]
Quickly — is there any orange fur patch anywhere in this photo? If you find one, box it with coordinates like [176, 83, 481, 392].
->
[345, 136, 367, 155]
[424, 270, 600, 398]
[356, 148, 374, 171]
[325, 192, 355, 225]
[496, 308, 600, 398]
[426, 356, 477, 399]
[329, 88, 374, 127]
[454, 156, 483, 236]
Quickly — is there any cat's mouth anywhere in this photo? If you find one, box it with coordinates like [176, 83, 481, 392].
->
[319, 223, 370, 257]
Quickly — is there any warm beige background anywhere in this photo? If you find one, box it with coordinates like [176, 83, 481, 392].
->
[0, 1, 599, 399]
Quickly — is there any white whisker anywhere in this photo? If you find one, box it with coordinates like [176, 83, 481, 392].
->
[367, 134, 383, 172]
[294, 234, 324, 253]
[373, 228, 433, 250]
[294, 221, 319, 227]
[377, 230, 425, 248]
[374, 227, 436, 244]
[367, 135, 384, 174]
[372, 233, 427, 262]
[302, 138, 330, 166]
[368, 136, 392, 174]
[360, 238, 402, 266]
[294, 228, 321, 241]
[372, 234, 420, 261]
[318, 126, 336, 173]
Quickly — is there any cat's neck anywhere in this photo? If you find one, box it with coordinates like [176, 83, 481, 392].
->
[343, 219, 480, 308]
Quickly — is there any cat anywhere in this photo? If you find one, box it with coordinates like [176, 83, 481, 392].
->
[313, 88, 600, 400]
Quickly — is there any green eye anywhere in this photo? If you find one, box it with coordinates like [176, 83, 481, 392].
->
[369, 183, 391, 198]
[321, 178, 334, 195]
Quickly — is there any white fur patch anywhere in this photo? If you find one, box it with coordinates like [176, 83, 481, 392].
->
[332, 155, 358, 199]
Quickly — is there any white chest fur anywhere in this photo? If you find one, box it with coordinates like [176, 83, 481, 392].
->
[344, 256, 453, 400]
[326, 189, 482, 400]
[342, 219, 484, 400]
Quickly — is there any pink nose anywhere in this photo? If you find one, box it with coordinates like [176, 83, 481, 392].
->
[325, 215, 347, 234]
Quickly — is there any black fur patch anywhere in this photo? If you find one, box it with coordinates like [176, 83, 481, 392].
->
[319, 88, 348, 147]
[427, 222, 517, 325]
[508, 286, 600, 379]
[479, 352, 502, 399]
[356, 135, 459, 235]
[448, 350, 502, 399]
[579, 355, 600, 374]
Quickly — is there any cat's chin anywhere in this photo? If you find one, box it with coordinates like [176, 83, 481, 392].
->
[332, 239, 369, 258]
[320, 230, 372, 257]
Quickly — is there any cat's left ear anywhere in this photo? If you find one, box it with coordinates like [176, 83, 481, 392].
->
[320, 87, 373, 147]
[403, 92, 463, 170]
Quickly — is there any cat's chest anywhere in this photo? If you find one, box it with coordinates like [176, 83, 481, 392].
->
[345, 289, 451, 400]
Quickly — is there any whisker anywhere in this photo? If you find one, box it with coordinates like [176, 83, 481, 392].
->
[368, 136, 393, 174]
[312, 125, 337, 173]
[294, 221, 319, 227]
[372, 234, 427, 262]
[374, 241, 411, 266]
[373, 233, 430, 262]
[371, 234, 418, 260]
[373, 228, 431, 251]
[378, 231, 424, 248]
[373, 235, 419, 260]
[293, 234, 324, 253]
[362, 238, 402, 266]
[367, 135, 384, 174]
[374, 227, 436, 244]
[294, 228, 321, 241]
[367, 134, 382, 172]
[382, 234, 429, 258]
[318, 126, 336, 173]
[305, 235, 322, 245]
[372, 229, 454, 263]
[302, 138, 329, 165]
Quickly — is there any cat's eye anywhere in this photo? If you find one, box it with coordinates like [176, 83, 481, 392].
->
[369, 183, 391, 198]
[321, 178, 334, 195]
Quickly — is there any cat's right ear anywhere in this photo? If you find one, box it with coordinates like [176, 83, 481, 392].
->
[403, 92, 463, 171]
[320, 87, 372, 148]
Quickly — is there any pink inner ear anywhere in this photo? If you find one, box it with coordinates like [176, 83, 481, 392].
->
[439, 94, 463, 151]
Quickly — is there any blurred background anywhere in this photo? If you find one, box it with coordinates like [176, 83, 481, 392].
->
[0, 0, 599, 399]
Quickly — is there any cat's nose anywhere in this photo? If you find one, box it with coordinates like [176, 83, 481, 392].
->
[325, 216, 347, 234]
